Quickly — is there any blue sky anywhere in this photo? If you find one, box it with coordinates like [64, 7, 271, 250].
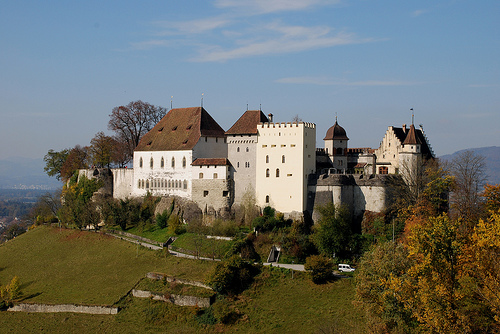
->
[1, 0, 499, 159]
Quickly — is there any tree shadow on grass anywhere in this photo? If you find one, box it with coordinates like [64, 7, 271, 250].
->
[19, 292, 42, 301]
[20, 280, 35, 290]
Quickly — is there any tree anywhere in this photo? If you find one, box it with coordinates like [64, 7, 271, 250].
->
[449, 150, 487, 225]
[312, 203, 352, 258]
[205, 255, 256, 295]
[60, 145, 89, 181]
[108, 100, 167, 160]
[43, 149, 70, 180]
[304, 255, 333, 284]
[483, 184, 500, 213]
[355, 242, 416, 333]
[89, 131, 115, 168]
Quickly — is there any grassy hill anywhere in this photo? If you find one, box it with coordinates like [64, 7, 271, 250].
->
[0, 226, 366, 333]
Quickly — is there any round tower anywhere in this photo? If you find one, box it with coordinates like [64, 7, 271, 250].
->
[323, 117, 349, 173]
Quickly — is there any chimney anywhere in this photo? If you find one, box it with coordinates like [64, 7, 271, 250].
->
[268, 113, 273, 122]
[402, 124, 407, 134]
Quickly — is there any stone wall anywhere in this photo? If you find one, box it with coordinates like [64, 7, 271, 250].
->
[112, 168, 134, 199]
[8, 303, 118, 315]
[308, 174, 393, 222]
[132, 289, 212, 308]
[191, 178, 233, 215]
[146, 272, 213, 290]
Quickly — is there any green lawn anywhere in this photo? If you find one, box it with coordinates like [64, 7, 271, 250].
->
[0, 226, 214, 305]
[0, 226, 366, 333]
[121, 225, 172, 243]
[170, 233, 234, 259]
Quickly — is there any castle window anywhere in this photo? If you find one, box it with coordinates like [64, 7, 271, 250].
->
[216, 138, 218, 143]
[276, 169, 280, 177]
[379, 166, 388, 174]
[291, 144, 296, 147]
[150, 158, 154, 168]
[266, 155, 269, 163]
[237, 147, 240, 152]
[237, 162, 240, 168]
[337, 148, 343, 155]
[204, 190, 209, 197]
[246, 147, 249, 152]
[199, 173, 204, 179]
[141, 180, 145, 189]
[205, 137, 208, 142]
[146, 180, 149, 189]
[175, 180, 178, 188]
[223, 190, 229, 197]
[161, 157, 164, 168]
[282, 155, 285, 163]
[139, 157, 143, 168]
[168, 180, 171, 188]
[183, 180, 187, 189]
[171, 157, 175, 168]
[265, 195, 270, 203]
[266, 168, 270, 178]
[182, 157, 186, 168]
[137, 180, 141, 188]
[213, 173, 218, 179]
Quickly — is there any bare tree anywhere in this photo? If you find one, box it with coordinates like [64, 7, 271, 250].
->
[108, 100, 167, 160]
[449, 150, 487, 224]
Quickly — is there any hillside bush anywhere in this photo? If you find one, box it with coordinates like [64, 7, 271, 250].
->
[205, 255, 258, 295]
[304, 255, 333, 284]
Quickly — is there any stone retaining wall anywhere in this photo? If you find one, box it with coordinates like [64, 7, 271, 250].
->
[146, 272, 213, 290]
[107, 229, 162, 246]
[8, 303, 118, 315]
[132, 289, 211, 308]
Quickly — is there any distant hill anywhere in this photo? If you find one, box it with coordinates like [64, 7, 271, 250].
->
[440, 146, 500, 185]
[0, 157, 61, 190]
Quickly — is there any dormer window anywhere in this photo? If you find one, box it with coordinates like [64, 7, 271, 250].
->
[186, 125, 192, 130]
[172, 126, 177, 131]
[146, 141, 152, 146]
[158, 127, 164, 132]
[182, 139, 188, 144]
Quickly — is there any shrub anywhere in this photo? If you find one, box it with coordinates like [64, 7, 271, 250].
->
[205, 255, 258, 295]
[167, 214, 185, 235]
[304, 255, 333, 284]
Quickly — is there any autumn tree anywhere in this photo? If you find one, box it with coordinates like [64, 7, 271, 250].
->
[43, 148, 70, 180]
[483, 184, 500, 213]
[449, 150, 487, 225]
[60, 145, 90, 181]
[355, 242, 416, 333]
[108, 100, 167, 160]
[89, 131, 116, 168]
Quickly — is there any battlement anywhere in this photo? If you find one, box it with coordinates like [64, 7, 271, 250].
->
[258, 121, 316, 129]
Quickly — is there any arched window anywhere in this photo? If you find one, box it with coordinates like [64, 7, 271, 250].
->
[141, 180, 144, 189]
[265, 195, 270, 203]
[183, 180, 187, 189]
[161, 157, 164, 168]
[237, 162, 240, 168]
[150, 158, 154, 168]
[137, 180, 141, 188]
[282, 155, 285, 163]
[276, 168, 280, 177]
[175, 180, 178, 188]
[379, 166, 388, 174]
[168, 180, 171, 188]
[171, 157, 175, 168]
[139, 157, 143, 168]
[337, 148, 343, 155]
[199, 173, 204, 179]
[146, 180, 149, 189]
[237, 147, 240, 152]
[266, 169, 270, 178]
[213, 173, 218, 179]
[246, 147, 249, 152]
[266, 155, 269, 163]
[182, 157, 186, 168]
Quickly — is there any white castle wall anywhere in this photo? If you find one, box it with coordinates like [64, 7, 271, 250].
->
[227, 134, 258, 205]
[255, 122, 316, 213]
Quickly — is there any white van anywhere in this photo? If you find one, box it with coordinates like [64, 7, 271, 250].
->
[338, 264, 355, 272]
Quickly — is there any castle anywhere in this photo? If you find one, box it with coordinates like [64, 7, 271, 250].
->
[97, 107, 434, 221]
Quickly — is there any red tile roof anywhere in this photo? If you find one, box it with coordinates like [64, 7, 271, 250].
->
[324, 121, 349, 140]
[135, 107, 225, 151]
[402, 124, 422, 145]
[225, 110, 269, 135]
[191, 158, 231, 166]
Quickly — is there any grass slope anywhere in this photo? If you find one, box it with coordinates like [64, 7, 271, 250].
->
[0, 226, 214, 305]
[0, 226, 366, 333]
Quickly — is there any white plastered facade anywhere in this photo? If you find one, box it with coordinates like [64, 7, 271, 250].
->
[255, 122, 316, 213]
